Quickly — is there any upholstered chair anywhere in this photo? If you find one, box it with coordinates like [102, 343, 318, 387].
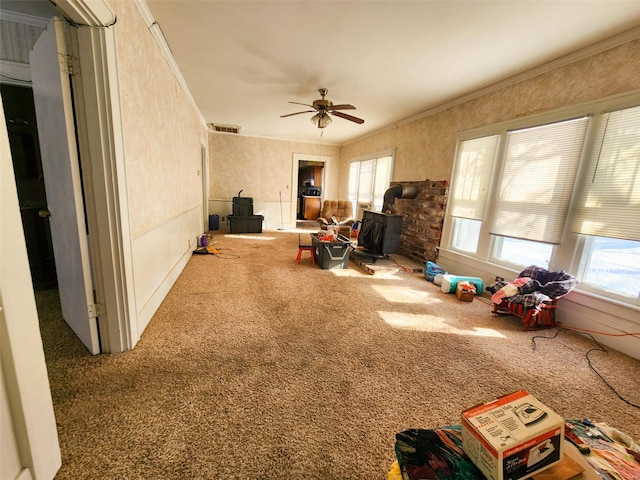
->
[317, 200, 354, 237]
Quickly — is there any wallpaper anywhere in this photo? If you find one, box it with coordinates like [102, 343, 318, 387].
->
[111, 1, 206, 235]
[341, 39, 640, 189]
[209, 133, 341, 202]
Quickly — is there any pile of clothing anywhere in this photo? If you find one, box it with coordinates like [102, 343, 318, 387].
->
[388, 426, 482, 480]
[486, 265, 578, 309]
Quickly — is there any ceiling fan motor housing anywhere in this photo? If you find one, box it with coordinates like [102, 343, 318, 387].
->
[313, 99, 332, 110]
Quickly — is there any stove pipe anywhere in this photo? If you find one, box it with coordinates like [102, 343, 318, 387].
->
[383, 184, 418, 213]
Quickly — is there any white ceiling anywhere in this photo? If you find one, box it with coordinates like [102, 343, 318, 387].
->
[144, 1, 640, 145]
[4, 1, 640, 145]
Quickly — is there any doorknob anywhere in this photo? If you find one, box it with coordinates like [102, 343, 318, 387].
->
[38, 209, 51, 218]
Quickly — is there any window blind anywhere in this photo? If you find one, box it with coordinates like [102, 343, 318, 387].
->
[449, 135, 498, 220]
[373, 156, 393, 210]
[489, 117, 589, 244]
[573, 106, 640, 241]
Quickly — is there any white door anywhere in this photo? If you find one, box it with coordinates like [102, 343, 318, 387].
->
[2, 97, 61, 479]
[30, 17, 100, 354]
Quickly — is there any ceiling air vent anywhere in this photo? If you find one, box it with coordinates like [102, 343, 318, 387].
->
[210, 123, 241, 134]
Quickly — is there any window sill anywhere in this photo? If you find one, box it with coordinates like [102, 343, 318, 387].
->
[437, 247, 640, 324]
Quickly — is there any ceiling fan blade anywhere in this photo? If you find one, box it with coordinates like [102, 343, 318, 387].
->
[288, 101, 315, 109]
[332, 110, 365, 124]
[329, 104, 356, 111]
[280, 110, 315, 118]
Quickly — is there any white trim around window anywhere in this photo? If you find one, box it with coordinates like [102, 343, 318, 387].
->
[441, 90, 640, 310]
[348, 148, 395, 219]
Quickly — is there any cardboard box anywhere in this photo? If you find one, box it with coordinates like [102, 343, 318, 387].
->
[462, 390, 564, 480]
[456, 281, 476, 302]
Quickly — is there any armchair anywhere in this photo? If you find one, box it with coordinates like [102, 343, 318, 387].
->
[317, 200, 354, 237]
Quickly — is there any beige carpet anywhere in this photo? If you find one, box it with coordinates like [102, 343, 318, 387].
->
[36, 229, 640, 479]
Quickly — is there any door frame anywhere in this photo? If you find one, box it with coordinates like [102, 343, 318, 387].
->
[201, 144, 209, 231]
[52, 0, 136, 352]
[291, 153, 330, 226]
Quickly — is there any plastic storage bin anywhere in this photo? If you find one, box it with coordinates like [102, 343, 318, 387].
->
[312, 234, 351, 269]
[228, 215, 263, 234]
[233, 200, 253, 217]
[232, 193, 253, 217]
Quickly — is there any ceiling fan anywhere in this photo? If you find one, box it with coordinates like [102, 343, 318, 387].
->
[280, 88, 364, 128]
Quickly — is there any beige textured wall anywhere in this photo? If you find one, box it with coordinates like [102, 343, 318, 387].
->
[342, 39, 640, 190]
[209, 134, 341, 201]
[112, 1, 205, 235]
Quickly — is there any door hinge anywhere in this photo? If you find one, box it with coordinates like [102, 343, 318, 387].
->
[58, 53, 80, 75]
[89, 303, 105, 318]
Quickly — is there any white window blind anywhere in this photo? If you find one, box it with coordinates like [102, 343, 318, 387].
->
[449, 135, 498, 220]
[490, 116, 589, 244]
[348, 151, 394, 215]
[373, 156, 393, 211]
[573, 106, 640, 241]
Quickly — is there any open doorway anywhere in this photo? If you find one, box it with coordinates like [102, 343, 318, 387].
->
[291, 153, 330, 228]
[1, 84, 57, 291]
[297, 160, 324, 221]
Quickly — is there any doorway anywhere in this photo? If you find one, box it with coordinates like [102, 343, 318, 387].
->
[1, 84, 57, 291]
[297, 160, 324, 221]
[292, 153, 330, 227]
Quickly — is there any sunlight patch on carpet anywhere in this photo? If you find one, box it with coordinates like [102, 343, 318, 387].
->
[224, 234, 277, 241]
[331, 269, 403, 279]
[380, 311, 506, 338]
[372, 284, 441, 303]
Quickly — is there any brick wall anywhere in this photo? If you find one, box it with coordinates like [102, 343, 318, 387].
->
[391, 180, 449, 265]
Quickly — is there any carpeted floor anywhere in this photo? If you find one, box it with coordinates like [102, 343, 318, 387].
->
[36, 228, 640, 479]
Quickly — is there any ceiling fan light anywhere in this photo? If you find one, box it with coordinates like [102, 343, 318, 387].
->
[318, 113, 332, 128]
[310, 113, 320, 125]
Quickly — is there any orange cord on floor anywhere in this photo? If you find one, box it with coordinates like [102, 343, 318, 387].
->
[556, 322, 640, 337]
[390, 256, 412, 273]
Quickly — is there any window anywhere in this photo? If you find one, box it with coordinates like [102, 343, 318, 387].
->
[448, 135, 498, 253]
[348, 151, 394, 218]
[493, 237, 553, 269]
[444, 98, 640, 305]
[490, 117, 589, 244]
[573, 106, 640, 241]
[574, 106, 640, 299]
[451, 217, 482, 253]
[580, 236, 640, 298]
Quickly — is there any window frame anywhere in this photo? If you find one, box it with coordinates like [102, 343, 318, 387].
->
[441, 91, 640, 307]
[348, 149, 395, 218]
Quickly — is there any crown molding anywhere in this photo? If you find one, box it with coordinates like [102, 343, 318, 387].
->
[208, 129, 342, 148]
[53, 0, 115, 27]
[133, 0, 207, 130]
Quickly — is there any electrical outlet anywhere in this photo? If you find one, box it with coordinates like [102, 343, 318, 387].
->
[189, 238, 193, 248]
[221, 216, 225, 222]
